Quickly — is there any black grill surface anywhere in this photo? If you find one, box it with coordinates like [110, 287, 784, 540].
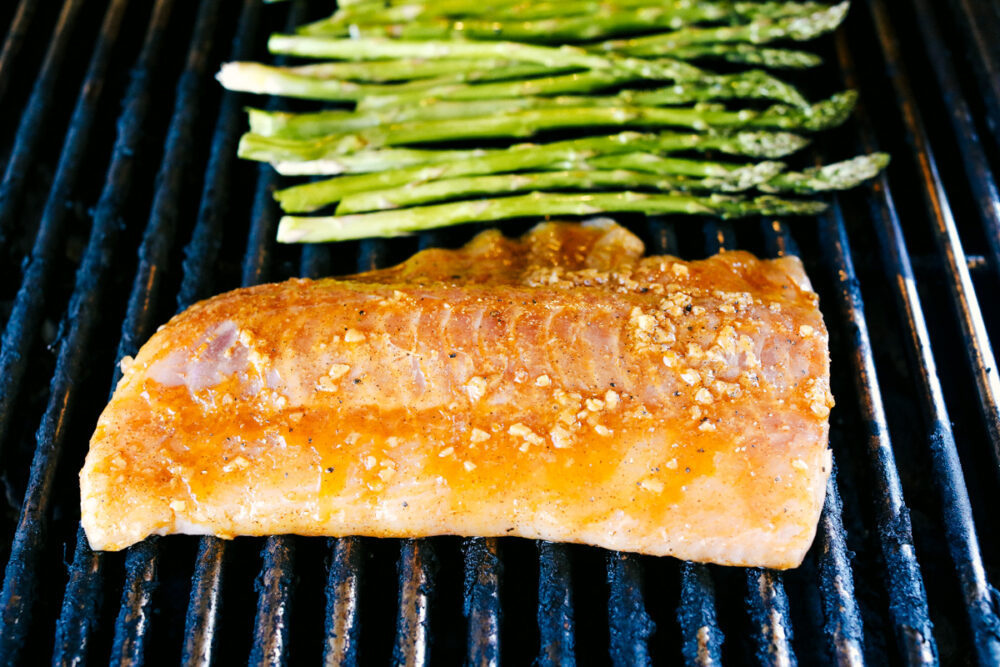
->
[0, 1, 999, 665]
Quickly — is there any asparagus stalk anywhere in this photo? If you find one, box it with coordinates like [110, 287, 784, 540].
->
[590, 151, 889, 190]
[216, 61, 562, 102]
[339, 3, 832, 43]
[333, 154, 890, 213]
[358, 66, 807, 109]
[277, 192, 828, 242]
[303, 1, 828, 36]
[334, 164, 788, 213]
[289, 58, 572, 82]
[595, 2, 850, 55]
[247, 70, 805, 141]
[269, 130, 808, 176]
[665, 44, 823, 69]
[760, 153, 890, 194]
[266, 36, 812, 108]
[244, 93, 854, 161]
[267, 34, 618, 70]
[272, 131, 811, 210]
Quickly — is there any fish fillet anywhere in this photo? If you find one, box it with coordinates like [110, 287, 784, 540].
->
[80, 219, 833, 568]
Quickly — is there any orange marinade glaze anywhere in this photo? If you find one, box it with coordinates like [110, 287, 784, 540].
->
[81, 220, 833, 569]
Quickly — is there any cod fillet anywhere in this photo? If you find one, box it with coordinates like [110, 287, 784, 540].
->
[80, 219, 833, 568]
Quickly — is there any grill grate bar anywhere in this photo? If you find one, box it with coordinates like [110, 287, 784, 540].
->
[818, 196, 936, 663]
[394, 538, 437, 666]
[707, 219, 798, 667]
[463, 537, 501, 667]
[245, 4, 314, 664]
[866, 0, 1000, 478]
[762, 217, 866, 666]
[249, 235, 331, 667]
[109, 539, 160, 666]
[647, 218, 724, 667]
[677, 562, 723, 666]
[813, 462, 865, 666]
[0, 0, 177, 660]
[0, 0, 87, 244]
[909, 0, 1000, 283]
[0, 0, 38, 111]
[837, 25, 1000, 664]
[323, 536, 363, 666]
[607, 552, 655, 666]
[317, 241, 387, 666]
[388, 230, 447, 667]
[537, 541, 576, 666]
[181, 538, 227, 666]
[250, 537, 298, 667]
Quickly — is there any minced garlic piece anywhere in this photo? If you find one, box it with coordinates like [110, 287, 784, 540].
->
[328, 364, 351, 380]
[694, 388, 713, 404]
[535, 374, 551, 387]
[640, 478, 665, 493]
[464, 461, 477, 471]
[594, 424, 612, 436]
[469, 428, 490, 443]
[438, 447, 455, 458]
[604, 390, 620, 409]
[465, 376, 487, 402]
[344, 328, 366, 343]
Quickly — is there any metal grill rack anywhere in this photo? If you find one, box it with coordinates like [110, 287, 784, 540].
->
[0, 0, 998, 664]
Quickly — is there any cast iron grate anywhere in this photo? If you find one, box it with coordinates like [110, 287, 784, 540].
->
[0, 0, 997, 664]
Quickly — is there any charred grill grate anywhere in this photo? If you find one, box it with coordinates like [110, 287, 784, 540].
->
[0, 0, 998, 664]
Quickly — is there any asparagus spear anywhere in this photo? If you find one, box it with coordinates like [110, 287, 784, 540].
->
[302, 1, 828, 36]
[267, 34, 619, 70]
[243, 93, 854, 161]
[288, 58, 572, 82]
[277, 192, 828, 242]
[339, 3, 833, 43]
[358, 66, 807, 109]
[665, 44, 823, 69]
[594, 2, 850, 55]
[247, 71, 805, 140]
[268, 130, 808, 177]
[216, 61, 562, 102]
[590, 151, 889, 190]
[760, 153, 891, 194]
[334, 154, 889, 213]
[333, 164, 784, 213]
[272, 131, 811, 210]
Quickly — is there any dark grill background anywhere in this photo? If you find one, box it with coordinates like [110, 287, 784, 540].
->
[0, 1, 998, 665]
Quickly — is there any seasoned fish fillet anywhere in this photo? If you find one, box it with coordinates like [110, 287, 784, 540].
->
[80, 219, 833, 568]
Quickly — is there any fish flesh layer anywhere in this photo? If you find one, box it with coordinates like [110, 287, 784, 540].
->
[81, 219, 833, 568]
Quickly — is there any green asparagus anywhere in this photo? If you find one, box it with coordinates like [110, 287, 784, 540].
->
[595, 2, 850, 55]
[334, 154, 889, 213]
[243, 93, 853, 161]
[277, 192, 828, 242]
[272, 131, 811, 211]
[302, 1, 828, 38]
[247, 71, 806, 140]
[664, 44, 823, 69]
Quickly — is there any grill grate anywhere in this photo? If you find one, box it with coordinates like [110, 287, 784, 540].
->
[1, 1, 999, 664]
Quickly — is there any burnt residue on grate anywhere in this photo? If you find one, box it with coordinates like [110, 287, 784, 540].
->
[0, 0, 999, 664]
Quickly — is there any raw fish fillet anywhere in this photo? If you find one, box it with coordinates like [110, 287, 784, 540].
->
[80, 219, 833, 568]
